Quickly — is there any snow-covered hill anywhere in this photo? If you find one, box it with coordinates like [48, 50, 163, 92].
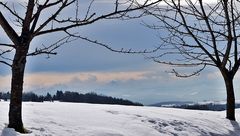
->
[0, 102, 240, 136]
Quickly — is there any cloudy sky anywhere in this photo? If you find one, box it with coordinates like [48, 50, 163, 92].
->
[0, 0, 240, 105]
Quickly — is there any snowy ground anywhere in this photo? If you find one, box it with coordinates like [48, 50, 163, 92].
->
[0, 102, 240, 136]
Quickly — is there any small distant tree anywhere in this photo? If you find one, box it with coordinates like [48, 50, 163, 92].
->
[54, 90, 64, 101]
[44, 93, 52, 101]
[145, 0, 240, 120]
[0, 0, 161, 133]
[2, 92, 10, 101]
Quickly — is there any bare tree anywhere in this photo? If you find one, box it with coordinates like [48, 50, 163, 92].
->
[145, 0, 240, 121]
[0, 0, 160, 133]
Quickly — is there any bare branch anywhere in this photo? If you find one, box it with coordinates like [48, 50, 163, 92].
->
[0, 12, 20, 45]
[199, 0, 221, 63]
[27, 35, 75, 57]
[221, 0, 233, 67]
[64, 30, 160, 54]
[0, 60, 12, 67]
[0, 47, 14, 67]
[170, 64, 206, 78]
[0, 2, 24, 21]
[0, 43, 15, 48]
[34, 0, 161, 36]
[33, 0, 75, 35]
[21, 0, 35, 35]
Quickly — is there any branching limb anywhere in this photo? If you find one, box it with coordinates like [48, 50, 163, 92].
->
[0, 12, 20, 45]
[0, 43, 15, 48]
[64, 30, 160, 54]
[0, 60, 12, 67]
[170, 64, 206, 78]
[0, 2, 24, 21]
[27, 35, 76, 57]
[0, 48, 14, 67]
[34, 0, 161, 36]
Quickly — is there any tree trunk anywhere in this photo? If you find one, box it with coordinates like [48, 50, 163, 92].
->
[223, 74, 235, 121]
[8, 46, 28, 133]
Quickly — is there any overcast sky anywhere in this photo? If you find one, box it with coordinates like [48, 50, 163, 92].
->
[0, 0, 240, 105]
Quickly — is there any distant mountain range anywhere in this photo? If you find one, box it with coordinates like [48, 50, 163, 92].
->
[149, 100, 240, 111]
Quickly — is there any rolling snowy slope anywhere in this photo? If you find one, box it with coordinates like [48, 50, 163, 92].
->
[0, 102, 240, 136]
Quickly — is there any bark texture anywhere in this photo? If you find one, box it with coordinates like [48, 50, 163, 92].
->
[223, 74, 235, 120]
[8, 45, 29, 133]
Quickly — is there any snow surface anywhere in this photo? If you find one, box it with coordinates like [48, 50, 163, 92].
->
[1, 102, 240, 136]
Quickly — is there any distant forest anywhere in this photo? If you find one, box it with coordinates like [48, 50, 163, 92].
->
[0, 91, 143, 106]
[152, 102, 240, 111]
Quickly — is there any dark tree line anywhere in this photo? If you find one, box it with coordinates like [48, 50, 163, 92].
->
[0, 92, 10, 101]
[171, 104, 226, 111]
[0, 91, 143, 106]
[160, 103, 240, 111]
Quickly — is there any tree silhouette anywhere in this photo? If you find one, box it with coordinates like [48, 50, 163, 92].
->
[0, 0, 160, 132]
[145, 0, 240, 120]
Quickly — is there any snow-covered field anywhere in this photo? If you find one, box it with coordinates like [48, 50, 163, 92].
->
[1, 102, 240, 136]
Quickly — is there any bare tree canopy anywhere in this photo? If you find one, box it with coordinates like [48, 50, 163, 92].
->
[0, 0, 161, 65]
[145, 0, 240, 120]
[0, 0, 161, 133]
